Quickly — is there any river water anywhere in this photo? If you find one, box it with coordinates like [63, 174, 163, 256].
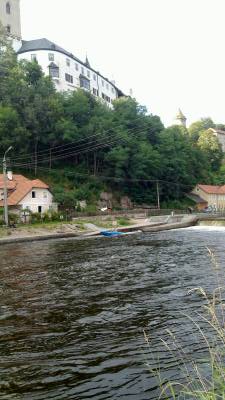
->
[0, 227, 224, 400]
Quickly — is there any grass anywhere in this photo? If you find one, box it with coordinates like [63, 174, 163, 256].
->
[0, 216, 133, 237]
[144, 248, 225, 399]
[0, 227, 9, 237]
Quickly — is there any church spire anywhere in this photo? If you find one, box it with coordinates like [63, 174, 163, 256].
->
[175, 109, 187, 127]
[85, 55, 91, 68]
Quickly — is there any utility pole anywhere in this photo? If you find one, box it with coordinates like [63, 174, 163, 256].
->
[156, 180, 160, 210]
[3, 146, 13, 227]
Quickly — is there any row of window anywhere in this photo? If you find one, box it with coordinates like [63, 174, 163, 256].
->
[32, 191, 48, 199]
[48, 53, 115, 93]
[31, 53, 116, 95]
[102, 93, 112, 103]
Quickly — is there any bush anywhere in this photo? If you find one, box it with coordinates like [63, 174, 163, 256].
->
[9, 213, 19, 224]
[30, 212, 43, 224]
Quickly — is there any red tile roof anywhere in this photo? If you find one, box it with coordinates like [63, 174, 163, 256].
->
[198, 184, 225, 194]
[0, 174, 49, 206]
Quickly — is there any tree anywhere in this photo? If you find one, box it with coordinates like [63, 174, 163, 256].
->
[197, 130, 223, 171]
[188, 118, 215, 141]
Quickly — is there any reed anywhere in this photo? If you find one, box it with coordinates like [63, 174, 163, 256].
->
[144, 248, 225, 399]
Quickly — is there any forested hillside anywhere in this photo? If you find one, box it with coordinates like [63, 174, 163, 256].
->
[0, 28, 224, 209]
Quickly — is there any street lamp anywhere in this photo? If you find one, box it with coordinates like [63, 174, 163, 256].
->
[3, 146, 13, 227]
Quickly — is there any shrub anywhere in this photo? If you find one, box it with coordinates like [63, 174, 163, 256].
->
[9, 213, 19, 224]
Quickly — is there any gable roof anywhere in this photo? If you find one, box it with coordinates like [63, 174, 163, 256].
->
[17, 38, 125, 97]
[197, 184, 225, 194]
[0, 175, 49, 206]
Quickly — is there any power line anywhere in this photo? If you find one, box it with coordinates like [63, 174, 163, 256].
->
[12, 163, 195, 190]
[11, 126, 151, 167]
[3, 114, 154, 162]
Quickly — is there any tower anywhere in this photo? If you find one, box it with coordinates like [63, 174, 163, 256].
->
[0, 0, 22, 50]
[175, 109, 187, 128]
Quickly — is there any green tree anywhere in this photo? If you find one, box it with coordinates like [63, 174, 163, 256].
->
[197, 130, 223, 171]
[188, 118, 215, 141]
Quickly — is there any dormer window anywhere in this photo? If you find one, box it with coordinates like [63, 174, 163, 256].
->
[80, 75, 90, 90]
[49, 62, 59, 78]
[6, 2, 11, 14]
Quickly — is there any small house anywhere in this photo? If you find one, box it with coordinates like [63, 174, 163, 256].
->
[191, 184, 225, 211]
[0, 174, 55, 214]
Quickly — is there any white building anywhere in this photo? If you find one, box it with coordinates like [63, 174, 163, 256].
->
[0, 174, 55, 214]
[0, 0, 124, 106]
[17, 38, 124, 106]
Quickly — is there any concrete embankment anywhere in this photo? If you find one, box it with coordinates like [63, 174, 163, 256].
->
[0, 215, 198, 245]
[141, 215, 198, 232]
[0, 232, 82, 246]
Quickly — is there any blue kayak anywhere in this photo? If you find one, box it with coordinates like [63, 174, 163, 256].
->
[100, 231, 124, 237]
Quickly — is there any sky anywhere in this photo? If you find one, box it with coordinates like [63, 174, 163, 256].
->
[20, 0, 225, 127]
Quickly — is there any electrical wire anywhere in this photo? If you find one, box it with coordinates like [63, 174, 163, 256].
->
[11, 126, 152, 167]
[12, 163, 195, 190]
[2, 114, 154, 162]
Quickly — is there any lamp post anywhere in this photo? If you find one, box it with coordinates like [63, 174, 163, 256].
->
[3, 146, 13, 227]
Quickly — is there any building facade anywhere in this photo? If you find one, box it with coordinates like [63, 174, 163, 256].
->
[208, 128, 225, 153]
[0, 174, 54, 214]
[192, 184, 225, 210]
[17, 38, 123, 106]
[0, 0, 22, 50]
[0, 0, 124, 105]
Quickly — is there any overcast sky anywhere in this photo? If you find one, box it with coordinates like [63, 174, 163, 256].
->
[20, 0, 225, 127]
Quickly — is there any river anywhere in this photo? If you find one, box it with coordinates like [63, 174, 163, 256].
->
[0, 227, 224, 399]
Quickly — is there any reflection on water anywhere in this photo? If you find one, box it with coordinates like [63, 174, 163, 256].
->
[0, 229, 224, 399]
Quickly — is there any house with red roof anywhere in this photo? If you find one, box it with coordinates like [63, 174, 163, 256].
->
[0, 174, 54, 214]
[191, 184, 225, 211]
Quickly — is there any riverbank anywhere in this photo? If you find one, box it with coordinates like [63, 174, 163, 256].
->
[0, 214, 198, 245]
[0, 215, 146, 245]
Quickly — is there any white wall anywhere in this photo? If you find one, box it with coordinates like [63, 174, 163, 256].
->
[18, 49, 119, 107]
[0, 0, 21, 39]
[19, 188, 53, 214]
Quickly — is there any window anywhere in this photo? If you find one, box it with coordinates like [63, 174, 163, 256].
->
[75, 63, 79, 71]
[80, 76, 90, 90]
[111, 87, 115, 93]
[87, 70, 90, 78]
[102, 93, 110, 103]
[81, 67, 84, 74]
[31, 54, 37, 61]
[106, 83, 109, 90]
[102, 80, 104, 87]
[32, 191, 36, 199]
[6, 24, 11, 34]
[66, 58, 70, 67]
[6, 2, 11, 14]
[48, 53, 54, 61]
[49, 63, 59, 78]
[93, 74, 96, 81]
[43, 192, 48, 199]
[38, 206, 42, 214]
[93, 88, 99, 96]
[65, 73, 73, 84]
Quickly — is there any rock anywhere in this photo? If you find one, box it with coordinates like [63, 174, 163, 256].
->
[120, 196, 133, 209]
